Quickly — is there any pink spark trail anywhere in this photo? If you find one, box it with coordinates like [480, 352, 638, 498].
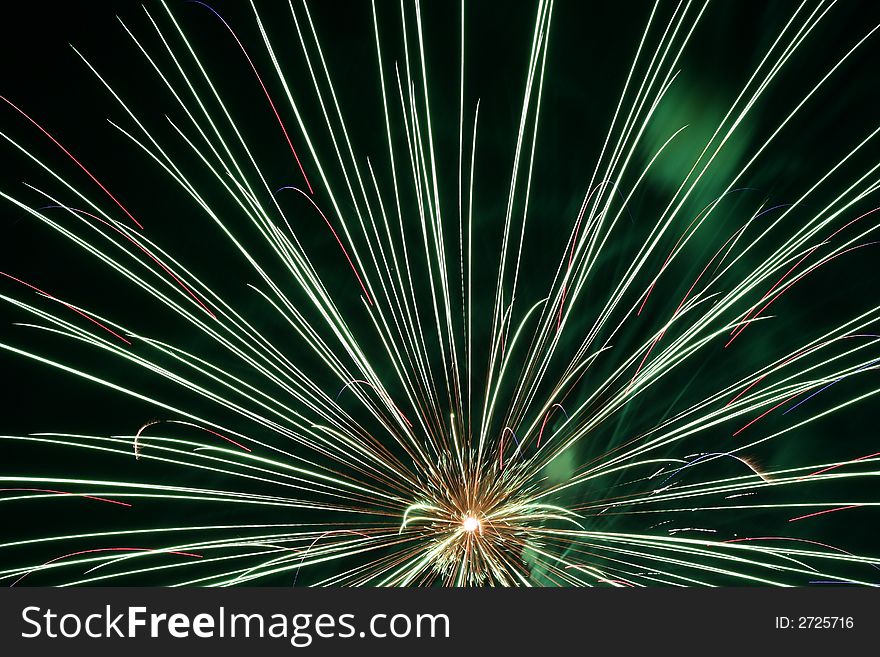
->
[276, 186, 374, 305]
[731, 386, 813, 437]
[537, 403, 568, 448]
[1, 96, 144, 230]
[134, 419, 252, 459]
[788, 504, 862, 523]
[11, 547, 202, 586]
[41, 205, 216, 319]
[726, 207, 880, 347]
[0, 487, 131, 507]
[807, 451, 880, 478]
[0, 272, 131, 345]
[190, 1, 314, 195]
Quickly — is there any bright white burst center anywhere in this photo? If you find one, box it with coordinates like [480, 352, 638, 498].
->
[462, 516, 480, 533]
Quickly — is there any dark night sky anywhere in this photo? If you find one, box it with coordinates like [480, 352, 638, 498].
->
[2, 1, 880, 585]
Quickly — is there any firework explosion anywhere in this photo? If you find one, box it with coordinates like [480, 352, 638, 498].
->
[1, 0, 880, 587]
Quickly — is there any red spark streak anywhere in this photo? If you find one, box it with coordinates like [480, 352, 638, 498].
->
[627, 206, 748, 389]
[0, 272, 131, 345]
[726, 242, 880, 349]
[0, 488, 130, 507]
[725, 347, 817, 409]
[135, 420, 251, 457]
[723, 536, 857, 556]
[596, 578, 635, 586]
[557, 183, 606, 331]
[788, 505, 862, 523]
[1, 96, 144, 230]
[191, 2, 313, 195]
[725, 250, 818, 347]
[11, 547, 202, 586]
[731, 387, 811, 437]
[726, 207, 880, 347]
[725, 334, 878, 408]
[807, 452, 880, 477]
[47, 206, 216, 319]
[637, 202, 715, 317]
[194, 425, 252, 453]
[278, 187, 373, 306]
[627, 331, 661, 393]
[536, 403, 567, 448]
